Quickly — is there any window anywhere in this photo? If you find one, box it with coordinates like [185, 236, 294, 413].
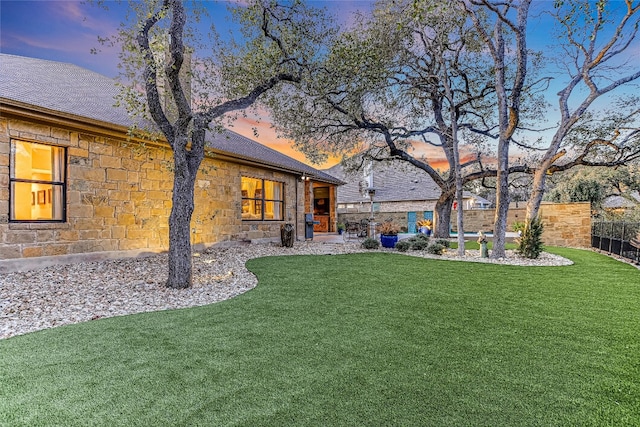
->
[241, 177, 284, 221]
[10, 140, 66, 221]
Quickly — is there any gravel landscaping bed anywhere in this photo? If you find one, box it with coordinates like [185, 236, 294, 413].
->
[0, 241, 572, 340]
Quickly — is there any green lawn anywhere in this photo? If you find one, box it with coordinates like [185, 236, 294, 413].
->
[1, 248, 639, 426]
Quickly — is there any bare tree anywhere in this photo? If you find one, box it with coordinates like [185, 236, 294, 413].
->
[525, 0, 640, 223]
[461, 0, 531, 258]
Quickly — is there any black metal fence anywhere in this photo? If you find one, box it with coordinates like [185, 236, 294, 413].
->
[591, 221, 640, 263]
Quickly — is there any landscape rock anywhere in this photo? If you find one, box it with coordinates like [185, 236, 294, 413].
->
[0, 241, 572, 340]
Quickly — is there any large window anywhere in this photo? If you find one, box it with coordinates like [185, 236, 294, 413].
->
[10, 140, 66, 222]
[241, 177, 284, 221]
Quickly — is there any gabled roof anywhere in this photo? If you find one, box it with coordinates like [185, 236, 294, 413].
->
[326, 161, 443, 203]
[0, 53, 342, 185]
[602, 191, 640, 209]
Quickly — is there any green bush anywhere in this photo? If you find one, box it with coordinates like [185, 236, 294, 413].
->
[413, 234, 430, 242]
[434, 238, 450, 248]
[512, 221, 526, 234]
[517, 217, 544, 259]
[402, 234, 431, 250]
[361, 237, 380, 250]
[426, 243, 446, 255]
[395, 240, 411, 252]
[410, 239, 430, 250]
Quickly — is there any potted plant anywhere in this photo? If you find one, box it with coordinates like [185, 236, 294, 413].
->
[377, 220, 400, 248]
[417, 219, 432, 236]
[337, 223, 345, 235]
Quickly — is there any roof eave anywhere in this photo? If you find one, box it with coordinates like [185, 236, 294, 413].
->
[0, 98, 139, 142]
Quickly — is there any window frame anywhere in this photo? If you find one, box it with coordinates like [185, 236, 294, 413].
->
[241, 177, 285, 221]
[9, 139, 68, 223]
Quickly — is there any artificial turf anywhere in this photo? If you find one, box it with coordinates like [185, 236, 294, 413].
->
[0, 248, 638, 426]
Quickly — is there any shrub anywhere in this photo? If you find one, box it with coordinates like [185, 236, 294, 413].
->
[410, 239, 430, 250]
[516, 217, 544, 259]
[361, 237, 380, 249]
[426, 243, 446, 255]
[395, 240, 411, 252]
[412, 234, 430, 242]
[512, 221, 526, 234]
[434, 238, 450, 248]
[401, 234, 430, 250]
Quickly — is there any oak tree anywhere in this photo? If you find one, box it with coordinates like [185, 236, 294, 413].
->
[269, 0, 504, 243]
[524, 0, 640, 223]
[106, 0, 333, 288]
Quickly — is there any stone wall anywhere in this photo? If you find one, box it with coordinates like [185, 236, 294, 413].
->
[537, 202, 591, 248]
[450, 208, 524, 234]
[337, 198, 591, 248]
[338, 200, 437, 232]
[0, 117, 303, 260]
[450, 202, 591, 247]
[337, 212, 412, 232]
[338, 200, 437, 215]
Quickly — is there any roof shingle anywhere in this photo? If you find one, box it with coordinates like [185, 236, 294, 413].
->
[0, 53, 342, 185]
[326, 161, 443, 203]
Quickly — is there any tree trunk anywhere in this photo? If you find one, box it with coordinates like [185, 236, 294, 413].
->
[464, 1, 529, 258]
[434, 192, 454, 238]
[492, 156, 510, 258]
[166, 162, 197, 289]
[455, 190, 465, 256]
[526, 168, 546, 223]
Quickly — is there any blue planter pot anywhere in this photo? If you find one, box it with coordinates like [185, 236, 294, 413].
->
[419, 227, 432, 236]
[380, 234, 398, 248]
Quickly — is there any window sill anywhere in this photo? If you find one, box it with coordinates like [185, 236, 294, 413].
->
[9, 222, 70, 230]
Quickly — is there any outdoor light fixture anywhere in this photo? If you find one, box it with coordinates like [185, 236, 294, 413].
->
[366, 187, 376, 221]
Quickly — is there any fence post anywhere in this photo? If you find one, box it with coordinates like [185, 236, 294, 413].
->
[597, 222, 603, 251]
[608, 222, 613, 253]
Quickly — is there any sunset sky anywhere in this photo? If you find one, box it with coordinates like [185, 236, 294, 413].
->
[1, 1, 637, 170]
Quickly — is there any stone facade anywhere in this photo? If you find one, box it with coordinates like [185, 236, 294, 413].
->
[450, 202, 591, 248]
[1, 118, 308, 260]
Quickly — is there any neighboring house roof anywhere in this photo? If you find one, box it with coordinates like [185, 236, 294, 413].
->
[326, 161, 442, 203]
[0, 53, 342, 185]
[602, 191, 640, 209]
[326, 160, 484, 204]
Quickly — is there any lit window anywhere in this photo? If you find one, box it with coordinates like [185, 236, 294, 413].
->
[241, 177, 283, 221]
[10, 140, 66, 222]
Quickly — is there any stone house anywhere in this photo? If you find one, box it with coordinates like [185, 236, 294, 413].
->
[0, 54, 342, 267]
[327, 161, 490, 232]
[601, 191, 640, 216]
